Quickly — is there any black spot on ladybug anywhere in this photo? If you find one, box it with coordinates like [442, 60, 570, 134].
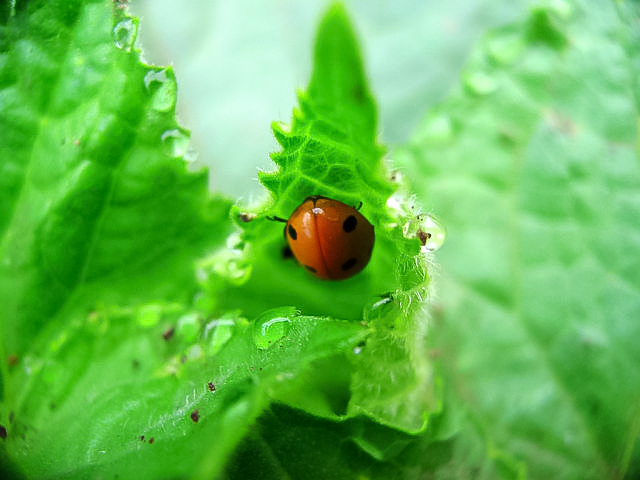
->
[341, 258, 357, 271]
[342, 215, 357, 233]
[287, 224, 297, 240]
[304, 265, 317, 273]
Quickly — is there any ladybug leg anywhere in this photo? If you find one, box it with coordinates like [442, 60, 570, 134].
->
[355, 201, 363, 211]
[266, 216, 290, 239]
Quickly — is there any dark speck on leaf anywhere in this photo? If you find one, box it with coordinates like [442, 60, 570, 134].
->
[238, 212, 256, 222]
[162, 327, 174, 341]
[417, 229, 432, 246]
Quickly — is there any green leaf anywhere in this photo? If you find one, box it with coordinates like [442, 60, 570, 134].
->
[4, 304, 368, 480]
[261, 3, 390, 217]
[196, 3, 440, 475]
[0, 2, 439, 479]
[397, 0, 640, 477]
[0, 0, 231, 358]
[208, 3, 425, 321]
[200, 0, 437, 417]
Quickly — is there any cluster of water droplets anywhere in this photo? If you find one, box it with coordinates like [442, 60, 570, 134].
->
[386, 171, 446, 254]
[113, 16, 197, 166]
[196, 232, 252, 289]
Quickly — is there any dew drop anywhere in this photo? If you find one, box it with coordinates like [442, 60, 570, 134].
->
[463, 71, 498, 96]
[183, 147, 199, 165]
[404, 213, 446, 253]
[486, 32, 524, 65]
[196, 234, 252, 286]
[253, 307, 297, 350]
[415, 113, 454, 144]
[113, 18, 137, 51]
[185, 344, 204, 361]
[22, 355, 43, 377]
[546, 0, 572, 17]
[203, 318, 236, 355]
[418, 215, 447, 252]
[177, 313, 200, 342]
[363, 296, 394, 323]
[161, 128, 190, 158]
[144, 68, 177, 112]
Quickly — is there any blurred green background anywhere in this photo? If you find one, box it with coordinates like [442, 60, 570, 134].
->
[130, 0, 529, 198]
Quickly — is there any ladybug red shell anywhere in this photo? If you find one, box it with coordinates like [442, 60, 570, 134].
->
[281, 196, 374, 280]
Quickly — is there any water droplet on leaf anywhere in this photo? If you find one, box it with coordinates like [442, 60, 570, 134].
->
[464, 71, 498, 96]
[185, 344, 204, 361]
[161, 128, 190, 158]
[253, 307, 297, 350]
[418, 215, 447, 253]
[144, 68, 177, 111]
[113, 18, 137, 51]
[545, 0, 572, 17]
[487, 32, 524, 65]
[404, 214, 446, 253]
[197, 234, 252, 287]
[363, 296, 394, 323]
[203, 318, 236, 355]
[416, 113, 454, 144]
[183, 147, 199, 165]
[177, 313, 200, 342]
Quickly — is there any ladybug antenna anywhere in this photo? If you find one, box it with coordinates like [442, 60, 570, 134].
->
[355, 201, 363, 211]
[266, 215, 288, 223]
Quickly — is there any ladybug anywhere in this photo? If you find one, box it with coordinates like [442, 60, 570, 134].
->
[271, 196, 375, 280]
